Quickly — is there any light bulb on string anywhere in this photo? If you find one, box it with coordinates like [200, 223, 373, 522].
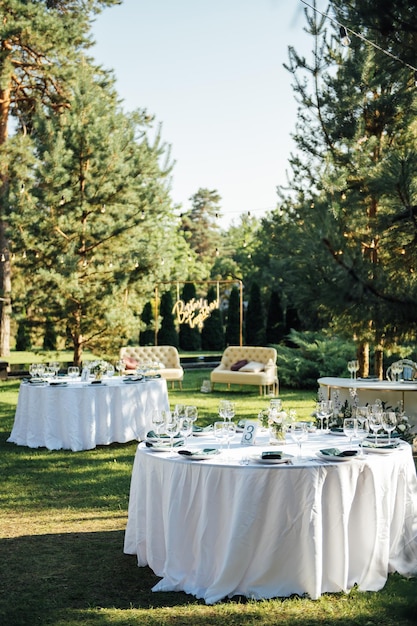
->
[339, 26, 351, 47]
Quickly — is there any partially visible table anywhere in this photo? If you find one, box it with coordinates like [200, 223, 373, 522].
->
[124, 431, 417, 604]
[7, 377, 169, 451]
[318, 376, 417, 421]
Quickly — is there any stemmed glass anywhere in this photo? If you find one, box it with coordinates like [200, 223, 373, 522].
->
[68, 366, 79, 379]
[223, 421, 236, 458]
[343, 418, 357, 444]
[49, 361, 60, 378]
[369, 408, 382, 444]
[214, 421, 226, 451]
[382, 411, 397, 444]
[316, 400, 332, 431]
[164, 411, 179, 453]
[29, 363, 38, 378]
[151, 409, 165, 443]
[219, 400, 235, 422]
[289, 422, 308, 458]
[179, 416, 193, 449]
[347, 361, 355, 379]
[356, 418, 369, 457]
[185, 405, 198, 437]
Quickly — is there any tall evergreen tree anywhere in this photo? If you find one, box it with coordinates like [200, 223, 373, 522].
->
[0, 0, 119, 356]
[225, 285, 241, 346]
[181, 188, 222, 265]
[266, 290, 286, 344]
[158, 290, 178, 347]
[139, 302, 154, 346]
[245, 282, 265, 346]
[201, 286, 224, 350]
[11, 63, 178, 364]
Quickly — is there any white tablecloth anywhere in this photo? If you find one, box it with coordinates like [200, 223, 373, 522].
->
[7, 377, 169, 451]
[318, 376, 417, 422]
[124, 430, 417, 604]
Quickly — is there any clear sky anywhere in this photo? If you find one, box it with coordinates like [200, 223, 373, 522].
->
[90, 0, 317, 226]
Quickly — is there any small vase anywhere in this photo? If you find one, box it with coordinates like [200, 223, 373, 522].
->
[94, 371, 103, 381]
[269, 424, 286, 445]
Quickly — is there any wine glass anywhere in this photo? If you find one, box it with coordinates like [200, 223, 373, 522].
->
[219, 400, 235, 422]
[347, 361, 354, 379]
[29, 363, 38, 378]
[369, 409, 382, 444]
[382, 411, 397, 444]
[179, 416, 193, 448]
[214, 421, 226, 451]
[356, 418, 369, 457]
[316, 400, 332, 431]
[174, 404, 187, 420]
[185, 405, 198, 437]
[289, 422, 308, 458]
[163, 412, 179, 453]
[67, 366, 79, 379]
[352, 360, 359, 379]
[343, 418, 357, 444]
[223, 421, 236, 458]
[151, 408, 165, 442]
[49, 361, 60, 378]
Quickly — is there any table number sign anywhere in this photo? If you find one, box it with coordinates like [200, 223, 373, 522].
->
[241, 420, 258, 445]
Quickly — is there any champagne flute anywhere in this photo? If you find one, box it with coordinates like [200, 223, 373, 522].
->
[290, 422, 308, 458]
[343, 418, 357, 444]
[382, 411, 397, 444]
[164, 412, 179, 453]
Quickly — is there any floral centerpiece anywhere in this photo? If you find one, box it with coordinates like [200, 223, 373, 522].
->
[258, 407, 289, 444]
[89, 359, 112, 380]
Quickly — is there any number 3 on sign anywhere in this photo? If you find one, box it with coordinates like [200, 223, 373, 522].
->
[241, 421, 258, 445]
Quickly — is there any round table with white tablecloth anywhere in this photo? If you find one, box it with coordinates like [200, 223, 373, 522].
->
[124, 429, 417, 604]
[7, 376, 170, 451]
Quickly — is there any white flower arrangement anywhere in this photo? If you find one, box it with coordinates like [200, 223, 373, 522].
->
[89, 360, 111, 375]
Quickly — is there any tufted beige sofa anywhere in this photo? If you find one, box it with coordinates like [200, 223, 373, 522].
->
[120, 345, 184, 389]
[210, 346, 278, 396]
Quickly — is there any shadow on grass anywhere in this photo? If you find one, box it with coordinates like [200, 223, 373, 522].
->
[0, 529, 200, 625]
[1, 529, 417, 626]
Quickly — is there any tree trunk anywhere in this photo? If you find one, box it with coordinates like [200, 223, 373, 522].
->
[0, 84, 11, 357]
[357, 341, 369, 378]
[374, 344, 384, 380]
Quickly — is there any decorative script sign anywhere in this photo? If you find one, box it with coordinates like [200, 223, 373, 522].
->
[172, 297, 219, 330]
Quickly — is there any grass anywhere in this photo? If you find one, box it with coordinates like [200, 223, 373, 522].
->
[1, 369, 417, 625]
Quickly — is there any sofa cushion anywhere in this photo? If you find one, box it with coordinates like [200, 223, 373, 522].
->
[240, 361, 265, 372]
[124, 357, 138, 370]
[230, 359, 248, 371]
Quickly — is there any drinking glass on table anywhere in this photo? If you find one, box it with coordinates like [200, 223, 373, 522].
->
[343, 418, 357, 444]
[223, 421, 236, 456]
[356, 418, 369, 457]
[316, 400, 332, 431]
[49, 361, 60, 378]
[219, 400, 235, 422]
[163, 411, 179, 453]
[67, 366, 79, 379]
[289, 422, 308, 458]
[369, 409, 382, 444]
[115, 360, 124, 376]
[382, 411, 397, 444]
[214, 421, 226, 451]
[179, 416, 193, 448]
[29, 363, 38, 378]
[151, 408, 165, 442]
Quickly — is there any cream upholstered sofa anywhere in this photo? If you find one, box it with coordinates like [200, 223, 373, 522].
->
[119, 345, 184, 389]
[210, 346, 278, 396]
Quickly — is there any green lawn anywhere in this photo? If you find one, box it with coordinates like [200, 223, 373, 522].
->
[1, 370, 416, 626]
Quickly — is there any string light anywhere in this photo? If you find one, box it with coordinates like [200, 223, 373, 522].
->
[299, 0, 417, 73]
[339, 25, 351, 47]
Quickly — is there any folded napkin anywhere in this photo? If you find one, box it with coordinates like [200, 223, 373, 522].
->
[146, 430, 182, 440]
[261, 450, 283, 459]
[178, 448, 219, 457]
[320, 448, 357, 457]
[192, 424, 213, 433]
[123, 375, 143, 383]
[330, 427, 344, 433]
[49, 381, 68, 387]
[145, 439, 184, 449]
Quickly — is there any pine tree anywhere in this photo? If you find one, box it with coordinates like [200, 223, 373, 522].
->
[139, 302, 154, 346]
[201, 286, 224, 350]
[0, 0, 120, 356]
[181, 188, 222, 264]
[266, 290, 286, 344]
[245, 282, 265, 346]
[225, 285, 241, 346]
[11, 63, 177, 365]
[158, 291, 178, 347]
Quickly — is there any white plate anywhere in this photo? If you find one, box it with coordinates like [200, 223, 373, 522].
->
[250, 452, 293, 465]
[316, 452, 355, 462]
[362, 444, 399, 455]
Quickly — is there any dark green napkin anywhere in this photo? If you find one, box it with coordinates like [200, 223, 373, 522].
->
[178, 448, 219, 457]
[261, 450, 283, 459]
[320, 448, 357, 457]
